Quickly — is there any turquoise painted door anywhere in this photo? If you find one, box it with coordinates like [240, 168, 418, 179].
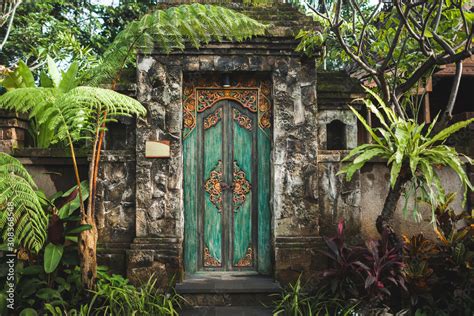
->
[184, 99, 271, 273]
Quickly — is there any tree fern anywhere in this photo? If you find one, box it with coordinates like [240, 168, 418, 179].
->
[85, 3, 267, 86]
[0, 153, 47, 253]
[0, 70, 146, 146]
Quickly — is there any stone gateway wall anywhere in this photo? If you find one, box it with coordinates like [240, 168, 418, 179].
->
[126, 42, 322, 285]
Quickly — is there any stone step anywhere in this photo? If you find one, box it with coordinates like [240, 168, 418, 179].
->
[176, 273, 281, 309]
[180, 306, 273, 316]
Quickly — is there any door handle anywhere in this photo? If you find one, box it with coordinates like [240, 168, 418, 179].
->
[220, 182, 234, 191]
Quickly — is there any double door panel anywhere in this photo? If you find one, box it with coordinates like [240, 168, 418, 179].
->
[201, 101, 256, 270]
[184, 98, 271, 274]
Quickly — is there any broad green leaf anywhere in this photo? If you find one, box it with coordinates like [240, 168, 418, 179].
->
[353, 148, 386, 164]
[422, 118, 474, 148]
[44, 243, 64, 273]
[409, 156, 419, 175]
[364, 87, 397, 123]
[17, 61, 35, 88]
[66, 224, 92, 234]
[424, 30, 433, 38]
[47, 56, 61, 88]
[341, 143, 381, 162]
[36, 287, 62, 301]
[39, 71, 54, 88]
[65, 236, 78, 242]
[348, 105, 384, 146]
[20, 265, 43, 275]
[465, 12, 474, 23]
[19, 308, 38, 316]
[58, 180, 89, 219]
[389, 160, 402, 188]
[58, 61, 79, 93]
[342, 161, 365, 181]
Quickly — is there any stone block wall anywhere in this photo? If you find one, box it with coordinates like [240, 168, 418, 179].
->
[316, 151, 362, 239]
[12, 149, 88, 196]
[0, 110, 28, 151]
[96, 151, 137, 275]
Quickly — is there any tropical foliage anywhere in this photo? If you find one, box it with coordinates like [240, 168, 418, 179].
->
[0, 181, 91, 315]
[88, 272, 181, 316]
[1, 58, 76, 148]
[0, 0, 156, 72]
[0, 55, 147, 288]
[0, 56, 146, 148]
[402, 195, 473, 314]
[338, 88, 473, 240]
[278, 215, 473, 314]
[87, 3, 267, 85]
[0, 153, 47, 253]
[290, 0, 473, 121]
[272, 275, 358, 315]
[319, 220, 405, 305]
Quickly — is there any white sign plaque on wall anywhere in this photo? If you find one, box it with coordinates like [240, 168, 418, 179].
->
[145, 140, 170, 158]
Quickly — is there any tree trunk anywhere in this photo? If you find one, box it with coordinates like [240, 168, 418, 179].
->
[376, 167, 411, 248]
[79, 216, 98, 290]
[79, 120, 101, 290]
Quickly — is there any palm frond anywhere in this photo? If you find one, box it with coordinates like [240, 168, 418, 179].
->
[0, 153, 47, 253]
[86, 3, 267, 86]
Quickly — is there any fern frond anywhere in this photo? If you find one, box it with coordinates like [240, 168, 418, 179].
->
[0, 87, 56, 115]
[54, 86, 146, 138]
[0, 153, 47, 253]
[86, 3, 267, 86]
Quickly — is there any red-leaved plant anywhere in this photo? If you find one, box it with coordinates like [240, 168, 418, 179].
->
[319, 219, 406, 305]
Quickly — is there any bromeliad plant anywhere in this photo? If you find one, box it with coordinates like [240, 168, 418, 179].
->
[338, 88, 474, 245]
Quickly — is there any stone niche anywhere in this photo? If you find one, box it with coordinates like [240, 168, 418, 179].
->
[124, 38, 321, 286]
[317, 109, 357, 151]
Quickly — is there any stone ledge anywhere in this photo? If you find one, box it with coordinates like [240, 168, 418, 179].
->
[15, 156, 88, 166]
[176, 274, 280, 294]
[132, 237, 180, 243]
[318, 101, 363, 110]
[180, 306, 272, 316]
[275, 236, 324, 249]
[12, 148, 88, 158]
[97, 242, 131, 251]
[99, 150, 136, 162]
[317, 150, 351, 162]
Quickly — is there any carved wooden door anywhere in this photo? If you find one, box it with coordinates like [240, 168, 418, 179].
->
[184, 94, 271, 274]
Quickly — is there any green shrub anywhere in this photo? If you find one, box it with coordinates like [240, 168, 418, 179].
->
[89, 272, 182, 316]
